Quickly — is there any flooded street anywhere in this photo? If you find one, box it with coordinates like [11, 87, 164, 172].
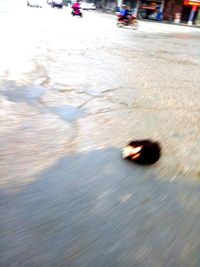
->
[1, 2, 200, 266]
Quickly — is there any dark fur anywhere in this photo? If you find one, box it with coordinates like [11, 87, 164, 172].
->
[124, 139, 161, 165]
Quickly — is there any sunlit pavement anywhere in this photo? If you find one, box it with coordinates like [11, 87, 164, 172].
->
[1, 2, 200, 266]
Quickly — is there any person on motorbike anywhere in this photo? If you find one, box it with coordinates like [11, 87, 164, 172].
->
[117, 4, 138, 28]
[119, 5, 130, 21]
[72, 0, 82, 16]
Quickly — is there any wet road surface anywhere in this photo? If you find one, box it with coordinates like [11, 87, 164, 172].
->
[1, 3, 200, 266]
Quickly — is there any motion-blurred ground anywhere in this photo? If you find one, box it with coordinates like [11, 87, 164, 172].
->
[1, 2, 200, 266]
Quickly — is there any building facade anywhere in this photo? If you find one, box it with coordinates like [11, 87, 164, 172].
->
[93, 0, 200, 25]
[163, 0, 200, 24]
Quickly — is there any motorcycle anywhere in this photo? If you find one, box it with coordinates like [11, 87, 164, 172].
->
[71, 3, 82, 17]
[117, 14, 138, 29]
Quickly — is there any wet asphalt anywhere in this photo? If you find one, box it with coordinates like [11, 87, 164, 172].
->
[1, 3, 200, 266]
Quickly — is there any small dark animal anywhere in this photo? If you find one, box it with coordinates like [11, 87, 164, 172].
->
[122, 139, 161, 165]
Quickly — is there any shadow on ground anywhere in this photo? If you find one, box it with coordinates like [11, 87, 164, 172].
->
[1, 148, 200, 267]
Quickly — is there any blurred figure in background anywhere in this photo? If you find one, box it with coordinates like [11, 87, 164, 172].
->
[72, 0, 82, 16]
[119, 4, 129, 21]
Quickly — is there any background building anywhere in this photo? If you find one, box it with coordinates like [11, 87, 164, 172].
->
[93, 0, 200, 25]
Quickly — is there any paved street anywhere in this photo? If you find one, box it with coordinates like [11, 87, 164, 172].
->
[1, 2, 200, 266]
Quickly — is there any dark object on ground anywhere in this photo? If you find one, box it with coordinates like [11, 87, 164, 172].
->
[122, 139, 161, 164]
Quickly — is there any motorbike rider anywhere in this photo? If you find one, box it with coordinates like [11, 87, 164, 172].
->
[117, 4, 138, 28]
[72, 0, 81, 13]
[119, 4, 130, 21]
